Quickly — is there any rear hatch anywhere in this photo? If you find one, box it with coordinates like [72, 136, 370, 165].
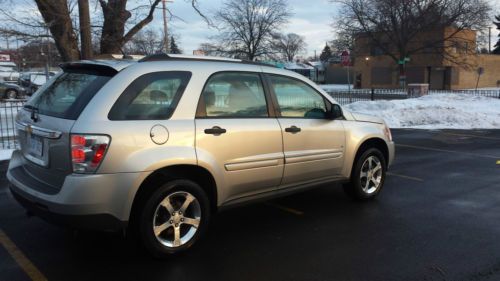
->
[15, 64, 116, 194]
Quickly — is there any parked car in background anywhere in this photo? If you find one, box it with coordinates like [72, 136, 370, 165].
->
[19, 72, 55, 96]
[0, 61, 20, 83]
[0, 81, 25, 99]
[7, 54, 394, 257]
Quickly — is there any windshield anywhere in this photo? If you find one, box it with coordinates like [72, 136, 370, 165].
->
[25, 68, 114, 120]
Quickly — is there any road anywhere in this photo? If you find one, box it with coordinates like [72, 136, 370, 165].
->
[0, 129, 500, 281]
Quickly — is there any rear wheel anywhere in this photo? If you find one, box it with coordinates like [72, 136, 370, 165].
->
[138, 179, 210, 258]
[344, 148, 386, 201]
[5, 89, 17, 99]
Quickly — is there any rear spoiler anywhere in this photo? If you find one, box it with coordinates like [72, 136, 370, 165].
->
[59, 62, 118, 76]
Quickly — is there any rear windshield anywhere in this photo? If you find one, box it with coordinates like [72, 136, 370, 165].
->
[25, 68, 114, 120]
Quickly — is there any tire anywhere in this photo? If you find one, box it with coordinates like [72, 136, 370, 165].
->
[5, 89, 17, 99]
[138, 179, 210, 258]
[343, 148, 386, 201]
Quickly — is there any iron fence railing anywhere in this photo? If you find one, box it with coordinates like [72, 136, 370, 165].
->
[325, 88, 500, 105]
[0, 88, 499, 150]
[1, 99, 26, 149]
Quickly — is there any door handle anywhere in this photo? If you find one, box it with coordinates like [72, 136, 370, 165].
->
[204, 126, 227, 135]
[285, 126, 301, 133]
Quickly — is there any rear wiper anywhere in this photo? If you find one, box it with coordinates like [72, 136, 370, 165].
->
[24, 104, 39, 122]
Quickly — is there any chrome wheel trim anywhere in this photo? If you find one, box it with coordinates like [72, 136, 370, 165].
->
[359, 156, 383, 194]
[6, 90, 16, 99]
[153, 191, 201, 248]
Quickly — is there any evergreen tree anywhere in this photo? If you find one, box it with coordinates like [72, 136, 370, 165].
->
[493, 15, 500, 54]
[319, 43, 332, 62]
[170, 36, 182, 54]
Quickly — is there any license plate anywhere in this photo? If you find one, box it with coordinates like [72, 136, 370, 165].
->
[28, 135, 43, 157]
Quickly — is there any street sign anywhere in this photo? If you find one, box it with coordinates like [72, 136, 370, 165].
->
[340, 50, 350, 67]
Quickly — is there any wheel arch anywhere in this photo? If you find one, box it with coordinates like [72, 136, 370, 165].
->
[350, 138, 389, 177]
[129, 164, 218, 224]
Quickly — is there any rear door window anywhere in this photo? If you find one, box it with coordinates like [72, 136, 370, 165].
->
[108, 71, 191, 120]
[197, 72, 269, 118]
[25, 68, 114, 120]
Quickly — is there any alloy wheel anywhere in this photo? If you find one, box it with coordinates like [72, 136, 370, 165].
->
[359, 156, 383, 194]
[152, 191, 201, 248]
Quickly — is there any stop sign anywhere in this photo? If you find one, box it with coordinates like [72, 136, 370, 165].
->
[340, 50, 350, 66]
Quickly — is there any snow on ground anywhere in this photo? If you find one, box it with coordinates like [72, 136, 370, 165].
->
[0, 149, 13, 161]
[345, 93, 500, 129]
[320, 84, 353, 91]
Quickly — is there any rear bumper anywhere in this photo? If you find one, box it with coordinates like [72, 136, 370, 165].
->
[7, 150, 150, 231]
[10, 186, 125, 232]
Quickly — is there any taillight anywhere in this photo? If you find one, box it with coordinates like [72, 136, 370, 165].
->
[71, 134, 110, 173]
[383, 124, 392, 141]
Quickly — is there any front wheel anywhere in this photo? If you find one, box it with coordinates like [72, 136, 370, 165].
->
[138, 179, 210, 258]
[343, 148, 386, 201]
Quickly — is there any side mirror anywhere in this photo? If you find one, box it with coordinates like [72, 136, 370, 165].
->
[328, 104, 344, 120]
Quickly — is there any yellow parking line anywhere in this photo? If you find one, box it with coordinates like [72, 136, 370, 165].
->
[0, 229, 47, 281]
[265, 202, 304, 216]
[387, 172, 424, 182]
[396, 144, 500, 159]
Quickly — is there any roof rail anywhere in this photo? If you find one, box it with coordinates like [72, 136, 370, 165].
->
[138, 53, 275, 68]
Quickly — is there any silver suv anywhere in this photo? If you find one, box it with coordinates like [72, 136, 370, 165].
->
[7, 54, 394, 257]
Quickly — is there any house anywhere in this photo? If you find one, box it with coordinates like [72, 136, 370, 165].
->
[353, 27, 500, 89]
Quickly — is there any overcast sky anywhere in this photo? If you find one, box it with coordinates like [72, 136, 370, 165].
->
[153, 0, 339, 57]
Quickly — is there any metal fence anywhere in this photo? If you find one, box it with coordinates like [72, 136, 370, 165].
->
[0, 88, 499, 149]
[325, 88, 500, 106]
[1, 100, 26, 149]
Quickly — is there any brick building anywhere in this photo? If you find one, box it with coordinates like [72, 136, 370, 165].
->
[353, 28, 500, 89]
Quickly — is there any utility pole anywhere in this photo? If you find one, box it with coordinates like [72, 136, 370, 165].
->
[489, 26, 492, 53]
[162, 0, 173, 54]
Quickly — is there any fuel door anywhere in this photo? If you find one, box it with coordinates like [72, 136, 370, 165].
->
[150, 124, 169, 145]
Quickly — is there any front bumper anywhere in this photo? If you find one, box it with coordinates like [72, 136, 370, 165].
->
[7, 150, 150, 231]
[387, 141, 395, 167]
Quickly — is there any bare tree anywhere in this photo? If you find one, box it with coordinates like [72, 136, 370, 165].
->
[125, 28, 163, 55]
[213, 0, 291, 60]
[272, 33, 306, 61]
[334, 0, 491, 85]
[78, 0, 92, 59]
[0, 0, 209, 61]
[494, 15, 500, 54]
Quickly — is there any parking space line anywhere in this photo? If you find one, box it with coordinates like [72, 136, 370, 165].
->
[0, 229, 47, 281]
[265, 202, 304, 216]
[396, 144, 500, 159]
[440, 132, 500, 141]
[387, 172, 424, 182]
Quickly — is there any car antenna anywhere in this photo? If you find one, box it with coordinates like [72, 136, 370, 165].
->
[119, 47, 134, 60]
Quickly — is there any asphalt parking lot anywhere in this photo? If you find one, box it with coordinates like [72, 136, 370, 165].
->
[0, 129, 499, 281]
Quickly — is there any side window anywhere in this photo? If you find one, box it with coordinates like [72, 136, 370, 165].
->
[269, 75, 327, 118]
[199, 72, 268, 118]
[108, 71, 191, 120]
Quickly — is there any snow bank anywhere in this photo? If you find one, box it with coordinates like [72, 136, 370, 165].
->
[320, 84, 353, 91]
[345, 94, 500, 129]
[0, 149, 13, 161]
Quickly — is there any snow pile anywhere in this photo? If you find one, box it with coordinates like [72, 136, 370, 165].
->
[345, 93, 500, 129]
[0, 149, 13, 161]
[320, 84, 353, 91]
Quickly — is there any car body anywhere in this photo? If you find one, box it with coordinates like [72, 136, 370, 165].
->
[0, 81, 25, 99]
[7, 54, 394, 257]
[18, 72, 56, 96]
[0, 61, 20, 83]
